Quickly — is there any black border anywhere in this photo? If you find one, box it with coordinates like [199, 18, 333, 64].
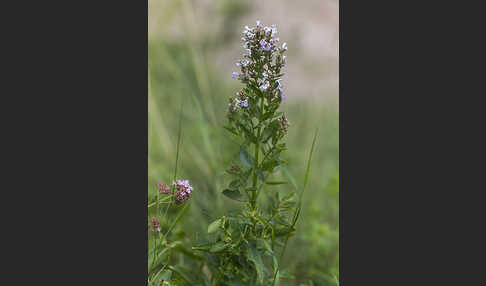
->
[3, 0, 148, 284]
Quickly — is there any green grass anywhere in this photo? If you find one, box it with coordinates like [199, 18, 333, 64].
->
[148, 35, 338, 286]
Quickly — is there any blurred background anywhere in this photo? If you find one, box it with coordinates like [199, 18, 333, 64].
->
[148, 0, 338, 285]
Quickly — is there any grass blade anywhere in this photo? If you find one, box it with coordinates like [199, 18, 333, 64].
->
[273, 128, 318, 286]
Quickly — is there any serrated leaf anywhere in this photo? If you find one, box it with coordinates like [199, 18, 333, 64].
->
[222, 189, 248, 202]
[207, 218, 222, 233]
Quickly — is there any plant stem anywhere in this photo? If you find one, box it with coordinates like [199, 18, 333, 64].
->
[251, 95, 264, 209]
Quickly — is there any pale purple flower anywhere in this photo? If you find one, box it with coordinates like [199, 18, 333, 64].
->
[232, 72, 239, 79]
[281, 42, 287, 51]
[173, 179, 193, 204]
[240, 98, 248, 107]
[270, 37, 280, 44]
[264, 26, 272, 35]
[260, 39, 271, 51]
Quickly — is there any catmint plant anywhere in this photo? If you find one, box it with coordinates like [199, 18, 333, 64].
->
[148, 21, 318, 286]
[192, 21, 302, 286]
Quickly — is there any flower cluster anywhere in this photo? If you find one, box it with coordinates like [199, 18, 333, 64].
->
[229, 20, 288, 116]
[157, 183, 170, 194]
[228, 90, 249, 113]
[150, 216, 160, 233]
[157, 179, 193, 204]
[173, 179, 193, 204]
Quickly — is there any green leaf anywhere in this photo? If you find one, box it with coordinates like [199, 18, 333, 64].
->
[257, 170, 265, 181]
[279, 270, 295, 279]
[168, 266, 197, 285]
[240, 147, 253, 168]
[222, 189, 248, 202]
[151, 269, 172, 286]
[262, 239, 273, 254]
[265, 181, 288, 185]
[271, 255, 280, 286]
[247, 243, 264, 284]
[207, 218, 222, 234]
[209, 241, 227, 252]
[273, 111, 283, 118]
[223, 125, 238, 135]
[261, 111, 275, 121]
[159, 270, 172, 281]
[262, 159, 280, 172]
[229, 179, 241, 189]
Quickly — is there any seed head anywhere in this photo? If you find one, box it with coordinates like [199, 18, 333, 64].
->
[157, 183, 170, 194]
[278, 114, 290, 132]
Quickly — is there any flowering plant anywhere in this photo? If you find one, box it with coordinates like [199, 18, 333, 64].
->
[189, 21, 317, 286]
[148, 21, 318, 286]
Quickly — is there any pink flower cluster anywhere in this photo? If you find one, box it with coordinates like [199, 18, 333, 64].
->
[157, 183, 170, 194]
[172, 179, 193, 204]
[150, 216, 160, 232]
[156, 179, 193, 204]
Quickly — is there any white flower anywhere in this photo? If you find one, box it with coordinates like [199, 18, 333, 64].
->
[271, 24, 278, 36]
[242, 59, 250, 67]
[282, 42, 287, 50]
[259, 81, 270, 91]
